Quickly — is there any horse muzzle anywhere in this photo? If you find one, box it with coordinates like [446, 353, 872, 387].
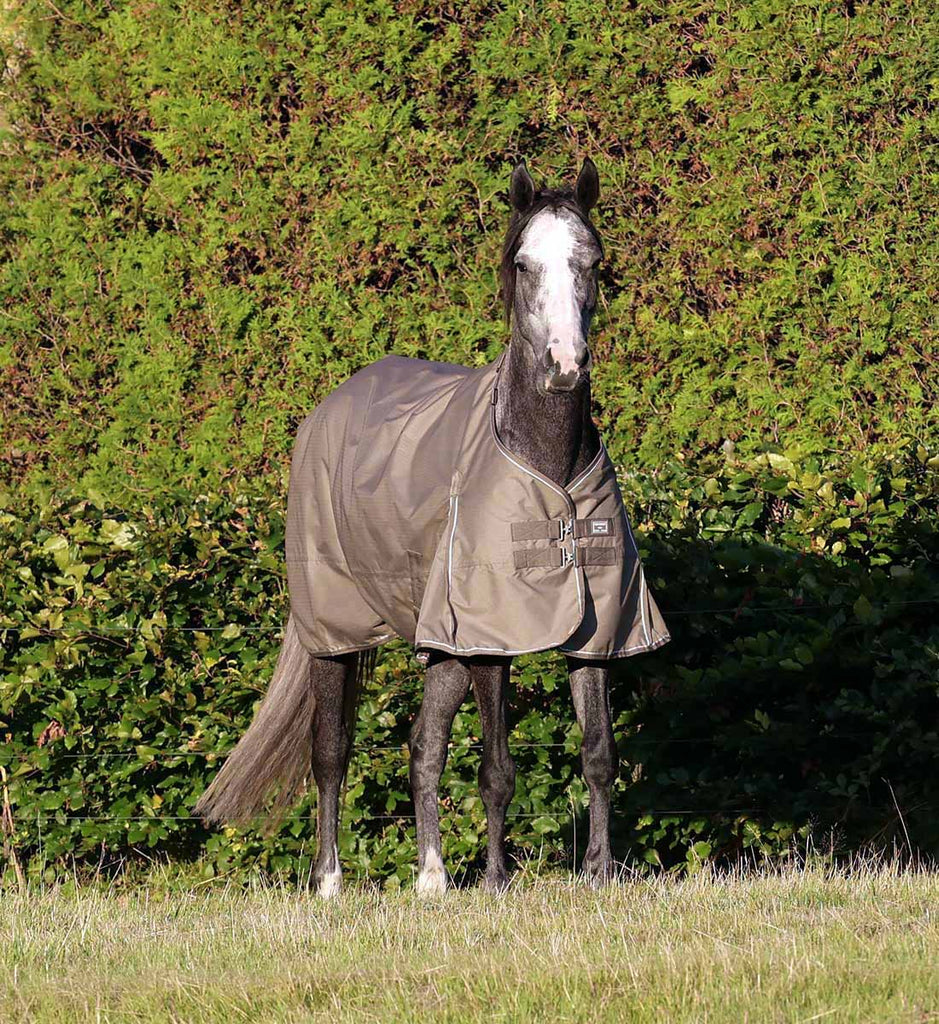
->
[543, 342, 592, 392]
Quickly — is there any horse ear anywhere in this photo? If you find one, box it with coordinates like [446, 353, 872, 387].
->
[575, 157, 599, 213]
[510, 159, 535, 213]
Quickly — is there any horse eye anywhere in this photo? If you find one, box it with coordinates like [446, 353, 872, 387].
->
[515, 260, 528, 273]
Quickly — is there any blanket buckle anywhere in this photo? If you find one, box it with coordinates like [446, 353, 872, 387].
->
[559, 517, 576, 567]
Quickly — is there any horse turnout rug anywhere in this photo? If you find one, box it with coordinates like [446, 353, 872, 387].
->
[286, 354, 670, 661]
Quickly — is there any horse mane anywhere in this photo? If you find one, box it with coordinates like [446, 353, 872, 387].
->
[498, 186, 604, 327]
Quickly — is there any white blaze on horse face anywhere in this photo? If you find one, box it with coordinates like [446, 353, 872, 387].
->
[517, 208, 588, 378]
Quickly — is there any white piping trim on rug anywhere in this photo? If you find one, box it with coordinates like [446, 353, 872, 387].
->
[493, 439, 571, 506]
[488, 403, 574, 510]
[622, 509, 641, 556]
[567, 442, 606, 493]
[414, 635, 582, 657]
[638, 564, 652, 648]
[415, 628, 671, 660]
[559, 632, 671, 657]
[446, 493, 460, 594]
[620, 512, 652, 647]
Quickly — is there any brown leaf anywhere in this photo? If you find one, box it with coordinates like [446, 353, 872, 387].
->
[37, 720, 66, 747]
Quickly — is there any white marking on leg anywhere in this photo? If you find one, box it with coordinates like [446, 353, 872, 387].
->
[317, 844, 342, 899]
[318, 868, 341, 898]
[416, 849, 447, 896]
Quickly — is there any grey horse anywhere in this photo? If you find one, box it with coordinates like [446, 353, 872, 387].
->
[196, 158, 669, 895]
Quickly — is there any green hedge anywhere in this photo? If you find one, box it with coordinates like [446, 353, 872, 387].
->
[2, 446, 936, 886]
[2, 0, 938, 501]
[1, 0, 937, 885]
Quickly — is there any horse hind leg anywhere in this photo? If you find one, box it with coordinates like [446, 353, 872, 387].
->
[471, 657, 516, 892]
[310, 650, 370, 898]
[409, 654, 471, 895]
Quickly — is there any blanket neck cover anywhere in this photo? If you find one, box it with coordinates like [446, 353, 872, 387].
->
[286, 354, 670, 661]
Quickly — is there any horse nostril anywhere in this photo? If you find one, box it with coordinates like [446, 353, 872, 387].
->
[545, 341, 590, 374]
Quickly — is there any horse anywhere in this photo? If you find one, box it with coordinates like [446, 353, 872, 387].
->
[195, 158, 669, 896]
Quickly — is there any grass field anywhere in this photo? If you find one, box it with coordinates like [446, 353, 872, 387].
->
[2, 858, 937, 1023]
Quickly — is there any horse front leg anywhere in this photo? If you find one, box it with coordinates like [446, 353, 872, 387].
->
[567, 657, 617, 884]
[409, 654, 471, 895]
[470, 657, 516, 892]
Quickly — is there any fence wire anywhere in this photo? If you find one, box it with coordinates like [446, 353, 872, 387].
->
[28, 729, 891, 762]
[0, 594, 936, 637]
[28, 808, 764, 824]
[3, 594, 933, 836]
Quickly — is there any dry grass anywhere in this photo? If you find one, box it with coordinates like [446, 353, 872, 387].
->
[2, 856, 938, 1023]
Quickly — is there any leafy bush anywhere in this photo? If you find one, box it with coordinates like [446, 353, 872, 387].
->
[1, 0, 937, 501]
[2, 0, 937, 885]
[1, 445, 936, 886]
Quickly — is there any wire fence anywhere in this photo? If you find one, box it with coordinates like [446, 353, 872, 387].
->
[10, 723, 898, 827]
[28, 727, 893, 761]
[3, 594, 934, 835]
[0, 594, 936, 637]
[11, 743, 775, 825]
[25, 810, 762, 823]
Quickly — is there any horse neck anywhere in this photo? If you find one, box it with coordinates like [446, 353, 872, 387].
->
[494, 331, 600, 488]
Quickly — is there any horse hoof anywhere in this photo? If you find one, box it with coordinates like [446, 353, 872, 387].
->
[481, 871, 510, 894]
[581, 858, 615, 888]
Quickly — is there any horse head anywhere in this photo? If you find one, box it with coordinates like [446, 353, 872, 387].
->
[500, 158, 604, 394]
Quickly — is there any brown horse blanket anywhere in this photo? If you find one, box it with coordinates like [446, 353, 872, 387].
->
[285, 354, 670, 660]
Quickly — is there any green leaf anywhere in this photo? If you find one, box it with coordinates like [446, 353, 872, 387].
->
[737, 502, 763, 526]
[853, 595, 875, 623]
[767, 453, 795, 475]
[100, 520, 139, 550]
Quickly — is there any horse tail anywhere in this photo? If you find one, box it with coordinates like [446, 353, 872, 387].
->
[195, 613, 323, 833]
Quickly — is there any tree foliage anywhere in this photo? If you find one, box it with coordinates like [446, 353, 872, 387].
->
[1, 0, 937, 500]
